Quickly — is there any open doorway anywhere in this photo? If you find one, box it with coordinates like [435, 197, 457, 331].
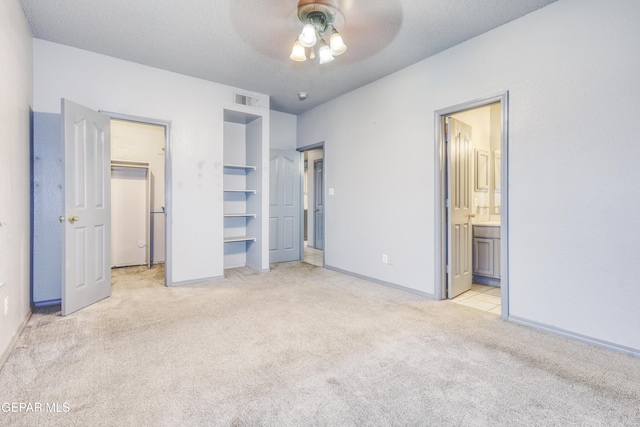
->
[30, 103, 173, 314]
[105, 113, 172, 286]
[435, 92, 509, 317]
[301, 147, 324, 267]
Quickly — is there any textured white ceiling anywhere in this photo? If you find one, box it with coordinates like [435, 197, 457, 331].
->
[19, 0, 556, 114]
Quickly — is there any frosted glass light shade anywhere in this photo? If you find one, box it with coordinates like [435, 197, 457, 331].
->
[298, 23, 317, 48]
[290, 40, 307, 61]
[329, 28, 347, 56]
[319, 43, 334, 64]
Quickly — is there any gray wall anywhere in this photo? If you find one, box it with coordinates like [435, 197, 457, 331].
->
[297, 0, 640, 353]
[0, 0, 33, 365]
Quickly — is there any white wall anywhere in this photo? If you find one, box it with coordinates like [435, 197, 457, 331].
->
[297, 0, 640, 353]
[33, 39, 270, 284]
[270, 111, 297, 150]
[0, 0, 33, 364]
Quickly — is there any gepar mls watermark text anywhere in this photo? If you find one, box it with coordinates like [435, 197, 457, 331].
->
[2, 402, 70, 413]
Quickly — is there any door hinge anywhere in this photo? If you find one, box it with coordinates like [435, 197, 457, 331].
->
[446, 264, 451, 274]
[445, 199, 450, 208]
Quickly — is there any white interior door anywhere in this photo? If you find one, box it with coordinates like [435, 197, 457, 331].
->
[447, 117, 473, 298]
[269, 149, 301, 263]
[62, 99, 111, 315]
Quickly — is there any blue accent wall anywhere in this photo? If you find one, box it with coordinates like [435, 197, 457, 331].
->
[32, 112, 62, 305]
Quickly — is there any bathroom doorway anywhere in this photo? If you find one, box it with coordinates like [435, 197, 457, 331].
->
[434, 92, 509, 317]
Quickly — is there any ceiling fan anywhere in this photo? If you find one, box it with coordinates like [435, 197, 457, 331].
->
[289, 0, 347, 64]
[229, 0, 403, 65]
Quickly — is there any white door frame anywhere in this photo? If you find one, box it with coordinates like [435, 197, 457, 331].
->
[434, 92, 509, 318]
[297, 142, 325, 267]
[100, 111, 173, 286]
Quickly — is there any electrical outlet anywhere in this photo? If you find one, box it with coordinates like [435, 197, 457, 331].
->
[4, 296, 8, 316]
[382, 254, 388, 264]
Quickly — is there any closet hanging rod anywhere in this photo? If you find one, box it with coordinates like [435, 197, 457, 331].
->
[111, 159, 150, 169]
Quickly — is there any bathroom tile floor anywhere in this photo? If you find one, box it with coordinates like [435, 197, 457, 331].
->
[451, 284, 501, 314]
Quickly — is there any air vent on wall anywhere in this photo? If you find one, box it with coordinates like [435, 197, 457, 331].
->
[234, 93, 260, 107]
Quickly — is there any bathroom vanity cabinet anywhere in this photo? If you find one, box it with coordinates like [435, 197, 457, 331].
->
[473, 224, 501, 286]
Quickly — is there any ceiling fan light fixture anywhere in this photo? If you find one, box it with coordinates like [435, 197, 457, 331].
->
[298, 23, 317, 48]
[291, 0, 345, 65]
[329, 27, 347, 56]
[290, 40, 307, 61]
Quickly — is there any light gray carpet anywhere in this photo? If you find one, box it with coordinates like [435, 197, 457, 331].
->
[1, 262, 639, 426]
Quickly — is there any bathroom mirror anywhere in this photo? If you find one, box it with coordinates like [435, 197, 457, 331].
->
[475, 149, 489, 191]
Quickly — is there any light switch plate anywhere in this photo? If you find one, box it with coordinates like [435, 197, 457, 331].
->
[329, 188, 335, 196]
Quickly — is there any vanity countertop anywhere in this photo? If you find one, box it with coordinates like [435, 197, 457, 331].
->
[473, 221, 501, 227]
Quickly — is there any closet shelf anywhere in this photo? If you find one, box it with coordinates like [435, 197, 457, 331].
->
[224, 213, 257, 218]
[223, 164, 256, 171]
[224, 236, 256, 243]
[223, 189, 256, 194]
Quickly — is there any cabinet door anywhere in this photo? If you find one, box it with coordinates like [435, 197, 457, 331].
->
[473, 238, 494, 276]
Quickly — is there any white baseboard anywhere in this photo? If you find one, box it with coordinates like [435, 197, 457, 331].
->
[325, 265, 435, 299]
[508, 315, 640, 358]
[168, 275, 224, 287]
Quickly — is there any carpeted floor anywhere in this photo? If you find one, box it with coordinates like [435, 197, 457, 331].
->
[1, 261, 639, 426]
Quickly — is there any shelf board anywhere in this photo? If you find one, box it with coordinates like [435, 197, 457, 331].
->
[224, 213, 257, 218]
[223, 164, 256, 171]
[224, 236, 256, 243]
[223, 189, 256, 194]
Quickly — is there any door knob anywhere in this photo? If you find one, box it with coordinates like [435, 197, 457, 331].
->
[68, 215, 80, 223]
[59, 216, 65, 223]
[314, 208, 320, 212]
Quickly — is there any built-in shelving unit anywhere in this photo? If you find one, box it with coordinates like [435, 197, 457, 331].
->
[223, 189, 256, 194]
[223, 109, 264, 271]
[223, 236, 257, 243]
[224, 164, 257, 171]
[224, 213, 257, 218]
